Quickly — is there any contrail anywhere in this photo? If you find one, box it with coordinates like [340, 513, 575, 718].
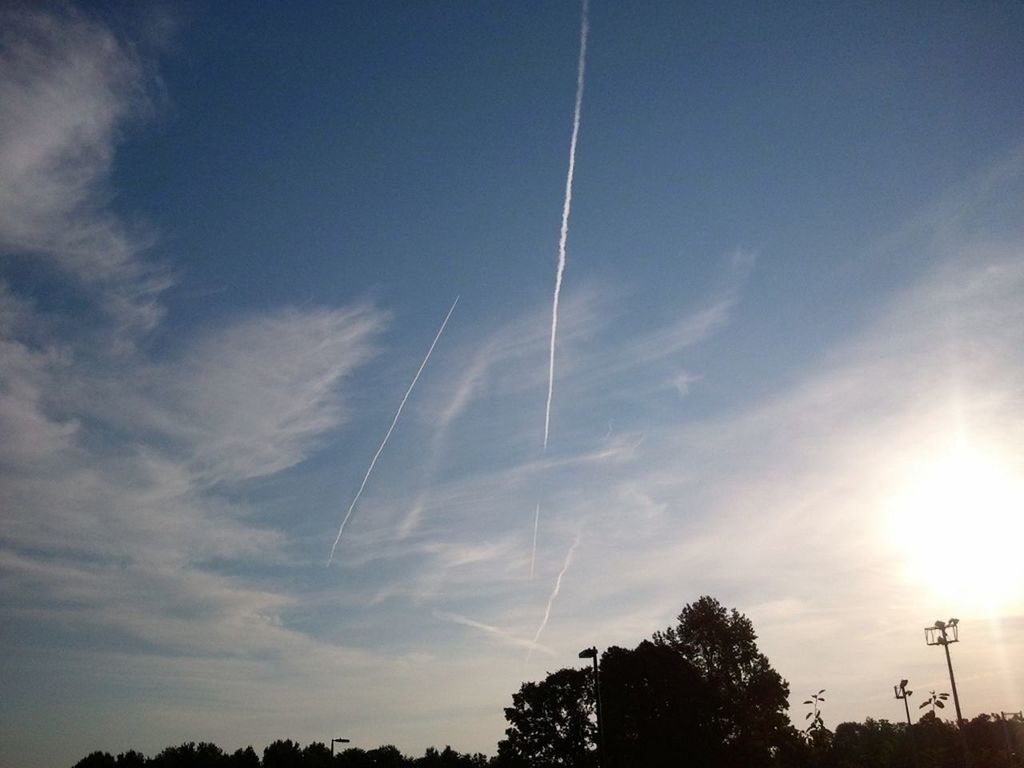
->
[543, 0, 590, 451]
[328, 297, 459, 564]
[527, 532, 581, 661]
[530, 503, 541, 578]
[434, 610, 554, 656]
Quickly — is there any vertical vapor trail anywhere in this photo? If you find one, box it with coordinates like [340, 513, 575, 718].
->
[328, 297, 460, 565]
[527, 532, 581, 661]
[543, 0, 590, 451]
[530, 504, 541, 578]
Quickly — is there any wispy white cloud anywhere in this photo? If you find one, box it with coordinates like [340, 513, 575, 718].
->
[169, 306, 385, 485]
[0, 11, 397, 752]
[0, 5, 168, 335]
[0, 286, 77, 468]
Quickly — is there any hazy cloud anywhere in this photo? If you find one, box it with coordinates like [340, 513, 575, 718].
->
[0, 4, 168, 334]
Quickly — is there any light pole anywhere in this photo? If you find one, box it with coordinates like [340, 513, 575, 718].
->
[924, 618, 964, 727]
[895, 679, 919, 768]
[579, 646, 604, 767]
[330, 737, 350, 756]
[894, 679, 914, 727]
[926, 618, 972, 767]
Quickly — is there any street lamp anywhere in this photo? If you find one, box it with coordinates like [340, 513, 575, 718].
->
[330, 737, 350, 756]
[894, 679, 914, 727]
[924, 618, 964, 727]
[579, 646, 604, 767]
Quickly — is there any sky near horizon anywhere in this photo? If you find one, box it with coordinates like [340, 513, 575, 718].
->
[2, 2, 1024, 765]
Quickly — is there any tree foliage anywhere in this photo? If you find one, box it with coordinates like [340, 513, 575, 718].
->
[496, 667, 596, 768]
[496, 596, 794, 768]
[599, 640, 710, 767]
[650, 595, 792, 766]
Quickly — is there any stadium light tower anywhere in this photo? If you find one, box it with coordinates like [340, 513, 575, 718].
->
[925, 618, 964, 727]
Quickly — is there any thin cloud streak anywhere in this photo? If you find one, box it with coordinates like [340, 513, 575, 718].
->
[434, 610, 554, 656]
[328, 296, 460, 564]
[530, 503, 540, 578]
[543, 0, 590, 450]
[528, 531, 581, 661]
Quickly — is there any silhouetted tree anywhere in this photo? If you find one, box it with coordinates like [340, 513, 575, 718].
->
[961, 713, 1024, 768]
[910, 711, 959, 768]
[263, 739, 303, 768]
[414, 745, 488, 767]
[600, 640, 712, 767]
[496, 597, 791, 768]
[225, 746, 260, 768]
[335, 746, 373, 768]
[150, 742, 225, 768]
[830, 719, 910, 768]
[115, 750, 148, 768]
[652, 596, 792, 766]
[366, 745, 408, 768]
[74, 752, 116, 768]
[67, 703, 1024, 768]
[496, 667, 596, 768]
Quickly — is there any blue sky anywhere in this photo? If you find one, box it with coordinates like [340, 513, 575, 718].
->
[2, 2, 1024, 765]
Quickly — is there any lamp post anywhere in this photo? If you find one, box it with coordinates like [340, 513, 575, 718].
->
[924, 619, 964, 727]
[330, 738, 350, 756]
[894, 679, 914, 727]
[579, 646, 604, 767]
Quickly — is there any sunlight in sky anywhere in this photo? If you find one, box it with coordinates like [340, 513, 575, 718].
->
[886, 441, 1024, 610]
[3, 2, 1024, 765]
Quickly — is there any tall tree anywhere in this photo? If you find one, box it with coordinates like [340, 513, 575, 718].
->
[149, 742, 225, 768]
[366, 745, 410, 768]
[600, 640, 714, 767]
[73, 753, 116, 768]
[651, 596, 791, 767]
[497, 597, 791, 768]
[496, 667, 597, 768]
[263, 739, 303, 768]
[226, 746, 261, 768]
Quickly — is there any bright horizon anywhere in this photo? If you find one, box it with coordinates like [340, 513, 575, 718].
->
[2, 2, 1023, 766]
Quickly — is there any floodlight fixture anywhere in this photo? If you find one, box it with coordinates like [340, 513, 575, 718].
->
[925, 618, 960, 646]
[894, 679, 913, 727]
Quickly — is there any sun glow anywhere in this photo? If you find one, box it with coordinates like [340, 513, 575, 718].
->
[886, 443, 1024, 609]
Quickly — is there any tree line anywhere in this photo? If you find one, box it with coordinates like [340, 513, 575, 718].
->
[73, 742, 488, 768]
[73, 597, 1024, 768]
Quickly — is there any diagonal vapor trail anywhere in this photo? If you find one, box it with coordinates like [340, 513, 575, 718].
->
[435, 610, 555, 656]
[328, 296, 460, 565]
[543, 0, 590, 451]
[527, 531, 581, 662]
[530, 503, 541, 578]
